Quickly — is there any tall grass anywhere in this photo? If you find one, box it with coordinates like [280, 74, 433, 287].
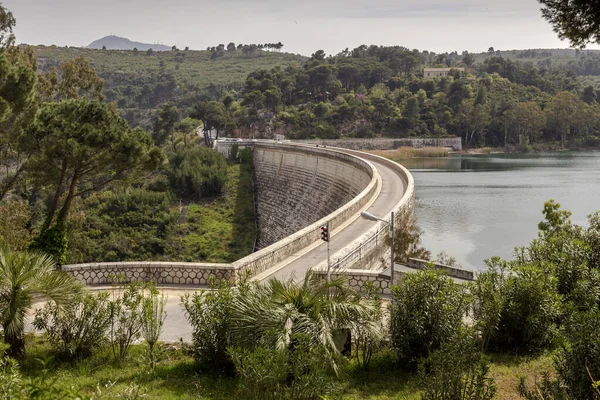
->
[368, 147, 449, 160]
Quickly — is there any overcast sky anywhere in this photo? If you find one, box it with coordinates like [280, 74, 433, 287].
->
[4, 0, 589, 56]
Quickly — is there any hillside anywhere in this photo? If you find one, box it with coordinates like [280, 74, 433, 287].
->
[31, 45, 307, 127]
[87, 35, 171, 51]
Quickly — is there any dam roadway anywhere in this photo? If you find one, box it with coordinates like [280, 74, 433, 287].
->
[254, 150, 408, 282]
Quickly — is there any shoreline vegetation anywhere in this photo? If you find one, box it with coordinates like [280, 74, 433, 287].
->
[368, 143, 600, 161]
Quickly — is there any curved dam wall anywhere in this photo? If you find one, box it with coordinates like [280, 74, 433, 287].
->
[63, 142, 379, 286]
[253, 143, 373, 249]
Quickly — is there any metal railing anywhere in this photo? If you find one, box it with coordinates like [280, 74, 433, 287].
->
[330, 224, 391, 272]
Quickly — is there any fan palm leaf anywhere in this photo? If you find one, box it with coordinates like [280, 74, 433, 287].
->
[0, 249, 82, 357]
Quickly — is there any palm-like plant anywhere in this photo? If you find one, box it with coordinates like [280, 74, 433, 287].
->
[0, 249, 82, 357]
[230, 273, 382, 373]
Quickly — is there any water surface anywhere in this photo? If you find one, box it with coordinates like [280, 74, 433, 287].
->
[404, 151, 600, 271]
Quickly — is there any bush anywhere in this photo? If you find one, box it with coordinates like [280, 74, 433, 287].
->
[33, 292, 111, 359]
[490, 263, 561, 353]
[229, 336, 336, 400]
[419, 329, 496, 400]
[390, 268, 470, 369]
[109, 284, 144, 361]
[555, 308, 600, 399]
[182, 279, 234, 372]
[140, 283, 167, 369]
[165, 146, 228, 199]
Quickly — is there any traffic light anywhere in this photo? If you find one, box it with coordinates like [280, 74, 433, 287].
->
[321, 224, 329, 242]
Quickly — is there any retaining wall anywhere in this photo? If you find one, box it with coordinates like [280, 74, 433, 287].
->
[295, 137, 462, 151]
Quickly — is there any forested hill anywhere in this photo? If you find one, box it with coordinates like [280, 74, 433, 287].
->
[29, 45, 307, 127]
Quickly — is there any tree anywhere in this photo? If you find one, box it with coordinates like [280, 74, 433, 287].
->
[545, 91, 580, 148]
[0, 249, 81, 357]
[37, 57, 104, 103]
[0, 4, 15, 48]
[28, 100, 162, 246]
[152, 103, 179, 148]
[462, 51, 475, 67]
[458, 100, 491, 147]
[227, 42, 236, 52]
[539, 0, 600, 48]
[189, 100, 228, 146]
[146, 48, 153, 56]
[503, 102, 546, 146]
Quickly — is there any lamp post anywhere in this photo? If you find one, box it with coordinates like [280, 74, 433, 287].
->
[360, 211, 395, 285]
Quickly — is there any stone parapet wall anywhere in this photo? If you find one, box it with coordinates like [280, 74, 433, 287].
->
[294, 137, 462, 151]
[407, 258, 475, 281]
[62, 262, 234, 286]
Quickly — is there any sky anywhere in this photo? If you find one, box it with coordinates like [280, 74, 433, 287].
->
[4, 0, 590, 56]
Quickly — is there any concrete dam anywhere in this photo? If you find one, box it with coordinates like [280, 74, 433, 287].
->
[253, 144, 373, 249]
[63, 140, 432, 294]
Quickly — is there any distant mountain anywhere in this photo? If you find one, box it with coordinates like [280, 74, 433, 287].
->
[87, 35, 171, 51]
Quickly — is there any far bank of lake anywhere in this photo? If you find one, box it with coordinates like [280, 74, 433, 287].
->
[404, 151, 600, 271]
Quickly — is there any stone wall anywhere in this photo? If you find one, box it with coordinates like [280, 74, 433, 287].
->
[295, 137, 462, 151]
[253, 143, 373, 248]
[62, 262, 235, 286]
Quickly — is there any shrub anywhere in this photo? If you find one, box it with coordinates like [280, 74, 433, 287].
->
[229, 336, 336, 400]
[165, 146, 228, 199]
[109, 284, 144, 361]
[390, 268, 470, 369]
[555, 308, 600, 399]
[419, 329, 496, 400]
[490, 263, 561, 353]
[182, 279, 234, 372]
[140, 283, 167, 369]
[33, 292, 112, 359]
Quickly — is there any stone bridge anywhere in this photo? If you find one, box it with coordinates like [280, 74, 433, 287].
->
[62, 140, 472, 294]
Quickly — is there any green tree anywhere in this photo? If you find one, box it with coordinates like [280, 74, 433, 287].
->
[0, 249, 81, 357]
[503, 102, 546, 146]
[539, 0, 600, 48]
[152, 102, 180, 148]
[545, 91, 580, 148]
[28, 99, 162, 260]
[458, 100, 491, 147]
[37, 57, 104, 102]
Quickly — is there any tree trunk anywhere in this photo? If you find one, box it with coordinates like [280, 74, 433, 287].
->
[0, 163, 26, 202]
[56, 170, 79, 227]
[4, 332, 25, 359]
[41, 161, 68, 233]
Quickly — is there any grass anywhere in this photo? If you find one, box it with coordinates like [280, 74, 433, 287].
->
[15, 335, 556, 400]
[367, 147, 449, 160]
[169, 161, 257, 263]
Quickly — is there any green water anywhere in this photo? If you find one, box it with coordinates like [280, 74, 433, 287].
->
[404, 151, 600, 271]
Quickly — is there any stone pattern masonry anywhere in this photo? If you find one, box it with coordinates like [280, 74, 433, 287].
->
[253, 144, 372, 248]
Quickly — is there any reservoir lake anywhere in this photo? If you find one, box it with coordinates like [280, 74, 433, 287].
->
[404, 151, 600, 271]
